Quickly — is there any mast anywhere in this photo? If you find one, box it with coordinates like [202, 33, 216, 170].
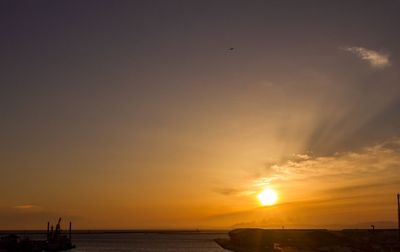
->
[69, 221, 72, 240]
[397, 193, 400, 241]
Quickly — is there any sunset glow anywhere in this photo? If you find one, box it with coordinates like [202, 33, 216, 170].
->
[258, 189, 278, 206]
[1, 1, 400, 231]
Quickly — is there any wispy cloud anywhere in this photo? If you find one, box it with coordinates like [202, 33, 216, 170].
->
[208, 138, 400, 228]
[243, 137, 400, 209]
[342, 46, 390, 68]
[262, 137, 400, 182]
[14, 204, 40, 210]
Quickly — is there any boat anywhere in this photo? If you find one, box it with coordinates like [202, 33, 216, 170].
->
[0, 218, 76, 252]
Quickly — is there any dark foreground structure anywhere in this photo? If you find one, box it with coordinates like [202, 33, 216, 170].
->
[215, 228, 400, 251]
[216, 194, 400, 251]
[0, 218, 75, 252]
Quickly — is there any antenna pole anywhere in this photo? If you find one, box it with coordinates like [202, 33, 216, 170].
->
[397, 193, 400, 242]
[69, 221, 72, 240]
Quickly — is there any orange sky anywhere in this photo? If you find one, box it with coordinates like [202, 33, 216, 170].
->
[1, 1, 400, 229]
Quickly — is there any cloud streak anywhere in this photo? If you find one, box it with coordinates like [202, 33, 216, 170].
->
[14, 204, 39, 210]
[260, 138, 400, 182]
[249, 137, 400, 204]
[209, 138, 400, 228]
[342, 46, 390, 68]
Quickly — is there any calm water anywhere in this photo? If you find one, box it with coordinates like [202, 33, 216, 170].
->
[1, 231, 228, 251]
[71, 232, 228, 252]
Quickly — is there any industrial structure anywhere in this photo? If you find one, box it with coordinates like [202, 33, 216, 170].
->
[0, 218, 75, 252]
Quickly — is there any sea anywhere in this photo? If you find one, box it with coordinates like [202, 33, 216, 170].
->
[72, 232, 228, 252]
[6, 231, 229, 252]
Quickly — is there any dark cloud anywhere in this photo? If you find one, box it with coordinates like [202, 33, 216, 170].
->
[213, 187, 241, 196]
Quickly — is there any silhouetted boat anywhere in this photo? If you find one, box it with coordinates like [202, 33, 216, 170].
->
[0, 218, 75, 252]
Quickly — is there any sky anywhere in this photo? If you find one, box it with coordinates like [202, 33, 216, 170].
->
[1, 0, 400, 229]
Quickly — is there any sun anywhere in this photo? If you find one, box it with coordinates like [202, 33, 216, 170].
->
[258, 188, 278, 206]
